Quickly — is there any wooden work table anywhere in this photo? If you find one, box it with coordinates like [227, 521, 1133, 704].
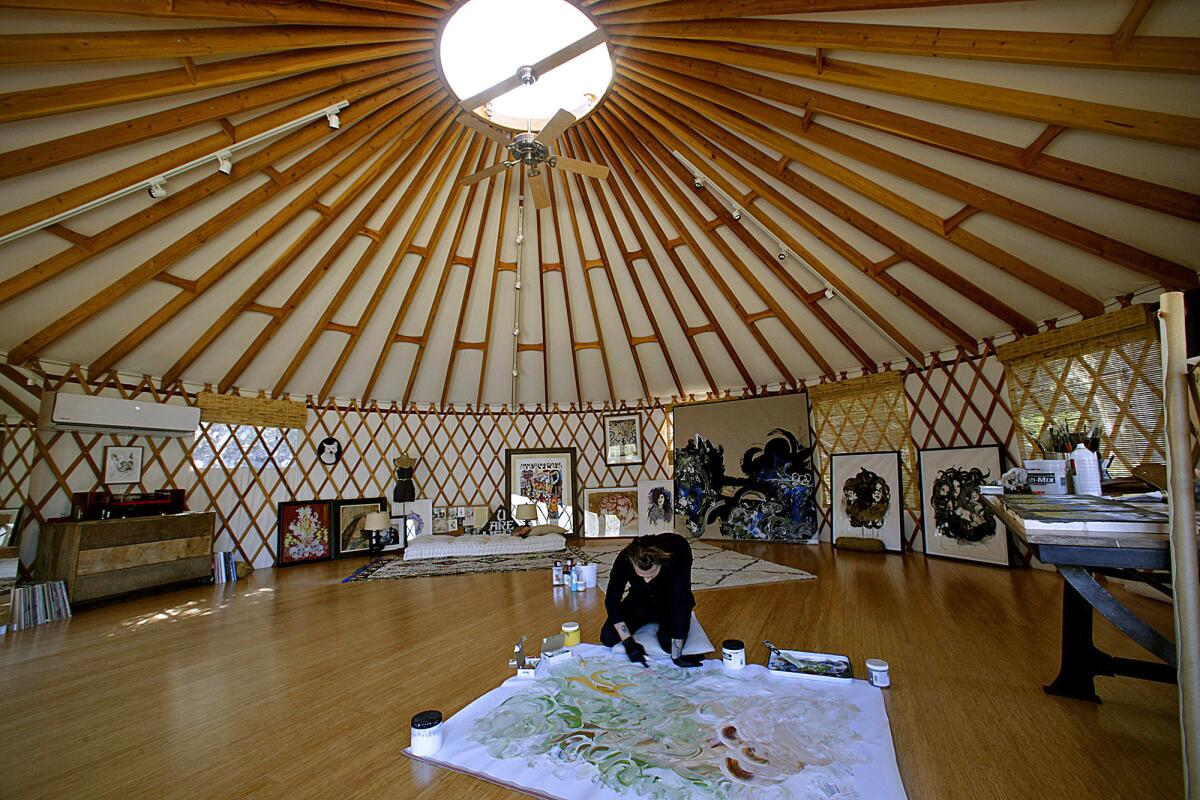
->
[34, 512, 215, 604]
[984, 493, 1183, 703]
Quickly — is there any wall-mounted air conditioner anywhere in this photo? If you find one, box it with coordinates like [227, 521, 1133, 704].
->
[38, 392, 200, 437]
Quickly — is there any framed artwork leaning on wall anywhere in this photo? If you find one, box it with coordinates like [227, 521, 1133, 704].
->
[918, 445, 1009, 566]
[333, 497, 388, 558]
[582, 486, 639, 538]
[277, 500, 333, 566]
[505, 448, 577, 535]
[831, 451, 904, 552]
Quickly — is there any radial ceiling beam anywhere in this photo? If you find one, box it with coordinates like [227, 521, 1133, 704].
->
[0, 0, 438, 26]
[569, 126, 721, 394]
[0, 26, 433, 66]
[607, 19, 1200, 73]
[318, 0, 445, 13]
[613, 86, 976, 353]
[56, 93, 449, 377]
[459, 28, 607, 112]
[0, 53, 429, 182]
[611, 37, 1200, 149]
[596, 0, 1031, 20]
[618, 49, 1200, 222]
[619, 67, 1197, 290]
[542, 167, 586, 405]
[1113, 0, 1156, 59]
[601, 104, 880, 372]
[475, 168, 518, 407]
[0, 42, 425, 123]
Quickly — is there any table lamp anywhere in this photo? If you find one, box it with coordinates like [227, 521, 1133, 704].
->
[364, 510, 393, 555]
[515, 504, 538, 526]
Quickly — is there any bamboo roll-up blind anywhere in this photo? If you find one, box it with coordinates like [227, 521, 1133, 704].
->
[196, 392, 308, 429]
[809, 371, 918, 509]
[996, 304, 1165, 477]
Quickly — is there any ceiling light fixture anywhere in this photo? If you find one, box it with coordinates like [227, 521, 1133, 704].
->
[0, 100, 350, 247]
[216, 151, 233, 175]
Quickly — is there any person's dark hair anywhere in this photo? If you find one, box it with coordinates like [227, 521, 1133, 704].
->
[626, 540, 671, 571]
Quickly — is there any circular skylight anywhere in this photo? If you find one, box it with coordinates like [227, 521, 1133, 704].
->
[439, 0, 612, 131]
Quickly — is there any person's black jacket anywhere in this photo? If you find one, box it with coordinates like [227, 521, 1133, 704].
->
[603, 532, 695, 640]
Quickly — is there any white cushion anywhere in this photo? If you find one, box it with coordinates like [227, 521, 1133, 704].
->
[616, 611, 714, 657]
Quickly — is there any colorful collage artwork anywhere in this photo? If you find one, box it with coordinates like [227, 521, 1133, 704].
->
[407, 645, 907, 800]
[506, 448, 577, 534]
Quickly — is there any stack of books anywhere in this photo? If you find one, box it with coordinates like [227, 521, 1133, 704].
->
[9, 581, 71, 631]
[212, 551, 238, 584]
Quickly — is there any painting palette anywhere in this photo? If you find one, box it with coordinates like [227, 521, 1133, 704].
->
[766, 648, 854, 681]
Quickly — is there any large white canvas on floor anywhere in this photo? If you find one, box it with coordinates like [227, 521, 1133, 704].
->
[406, 643, 907, 800]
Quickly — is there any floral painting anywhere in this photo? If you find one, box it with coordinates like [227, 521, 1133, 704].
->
[830, 451, 903, 552]
[411, 645, 907, 800]
[277, 500, 332, 566]
[583, 487, 639, 538]
[918, 445, 1008, 566]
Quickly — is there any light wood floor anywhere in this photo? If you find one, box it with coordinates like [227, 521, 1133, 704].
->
[0, 542, 1182, 799]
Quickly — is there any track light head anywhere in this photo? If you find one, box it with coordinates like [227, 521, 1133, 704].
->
[824, 287, 835, 300]
[326, 111, 341, 129]
[692, 177, 704, 189]
[216, 151, 233, 175]
[732, 208, 742, 221]
[147, 178, 168, 199]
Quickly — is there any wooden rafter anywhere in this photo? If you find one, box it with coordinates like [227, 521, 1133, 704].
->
[543, 168, 585, 405]
[596, 0, 1040, 21]
[611, 37, 1200, 150]
[607, 18, 1200, 73]
[617, 66, 1197, 290]
[475, 168, 516, 407]
[617, 49, 1199, 222]
[0, 43, 426, 123]
[0, 26, 433, 66]
[1113, 0, 1156, 59]
[0, 0, 437, 26]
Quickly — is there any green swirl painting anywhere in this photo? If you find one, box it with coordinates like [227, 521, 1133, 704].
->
[410, 644, 907, 800]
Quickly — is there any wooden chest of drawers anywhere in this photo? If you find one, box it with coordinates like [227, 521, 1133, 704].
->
[34, 512, 215, 603]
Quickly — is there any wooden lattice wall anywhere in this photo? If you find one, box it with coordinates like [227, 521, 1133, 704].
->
[0, 365, 672, 569]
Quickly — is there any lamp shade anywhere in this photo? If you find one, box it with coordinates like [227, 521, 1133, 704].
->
[515, 504, 538, 521]
[363, 511, 390, 530]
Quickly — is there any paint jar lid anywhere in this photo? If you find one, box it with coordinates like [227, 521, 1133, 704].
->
[561, 622, 579, 632]
[723, 639, 744, 650]
[411, 710, 443, 729]
[865, 659, 889, 671]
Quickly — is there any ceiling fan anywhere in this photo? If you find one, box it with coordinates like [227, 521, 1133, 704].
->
[456, 109, 610, 209]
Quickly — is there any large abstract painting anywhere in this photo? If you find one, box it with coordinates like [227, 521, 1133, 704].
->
[918, 445, 1008, 566]
[407, 644, 906, 800]
[830, 451, 904, 552]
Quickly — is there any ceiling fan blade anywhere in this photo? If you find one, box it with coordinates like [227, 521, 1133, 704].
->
[456, 114, 510, 147]
[552, 156, 609, 180]
[529, 169, 551, 209]
[459, 162, 509, 186]
[534, 108, 576, 146]
[459, 28, 607, 111]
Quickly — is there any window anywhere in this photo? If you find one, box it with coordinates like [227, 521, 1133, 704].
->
[192, 423, 299, 471]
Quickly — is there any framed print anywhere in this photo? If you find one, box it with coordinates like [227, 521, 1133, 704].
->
[637, 479, 674, 536]
[103, 445, 143, 485]
[0, 506, 23, 548]
[333, 497, 388, 557]
[603, 413, 643, 466]
[392, 498, 433, 545]
[277, 500, 332, 566]
[317, 437, 343, 466]
[918, 445, 1009, 566]
[583, 486, 639, 538]
[831, 451, 903, 552]
[505, 448, 577, 535]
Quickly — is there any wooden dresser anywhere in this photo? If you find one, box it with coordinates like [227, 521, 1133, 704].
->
[34, 512, 215, 603]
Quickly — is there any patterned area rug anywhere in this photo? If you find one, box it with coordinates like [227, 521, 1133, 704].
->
[586, 538, 815, 591]
[344, 539, 815, 590]
[342, 547, 595, 583]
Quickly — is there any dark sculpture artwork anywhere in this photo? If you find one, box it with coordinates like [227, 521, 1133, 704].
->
[674, 429, 817, 542]
[930, 466, 995, 542]
[842, 467, 890, 530]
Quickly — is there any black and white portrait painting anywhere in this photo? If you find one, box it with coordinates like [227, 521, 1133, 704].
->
[637, 479, 674, 535]
[831, 451, 903, 552]
[918, 445, 1008, 566]
[103, 445, 143, 485]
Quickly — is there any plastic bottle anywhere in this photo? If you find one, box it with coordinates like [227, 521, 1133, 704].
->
[552, 560, 563, 586]
[1070, 442, 1102, 496]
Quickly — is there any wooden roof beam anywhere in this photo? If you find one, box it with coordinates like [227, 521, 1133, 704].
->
[0, 0, 439, 26]
[618, 66, 1196, 290]
[0, 25, 433, 66]
[362, 136, 485, 400]
[616, 48, 1199, 222]
[0, 77, 441, 306]
[608, 18, 1200, 73]
[544, 165, 586, 405]
[475, 168, 517, 406]
[612, 85, 969, 353]
[1113, 0, 1156, 59]
[568, 127, 713, 396]
[0, 53, 430, 182]
[590, 113, 803, 382]
[598, 0, 1035, 21]
[0, 42, 426, 124]
[271, 124, 467, 398]
[563, 130, 687, 398]
[611, 37, 1200, 150]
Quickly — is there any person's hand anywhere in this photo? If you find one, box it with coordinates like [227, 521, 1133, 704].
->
[672, 654, 704, 669]
[622, 638, 648, 666]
